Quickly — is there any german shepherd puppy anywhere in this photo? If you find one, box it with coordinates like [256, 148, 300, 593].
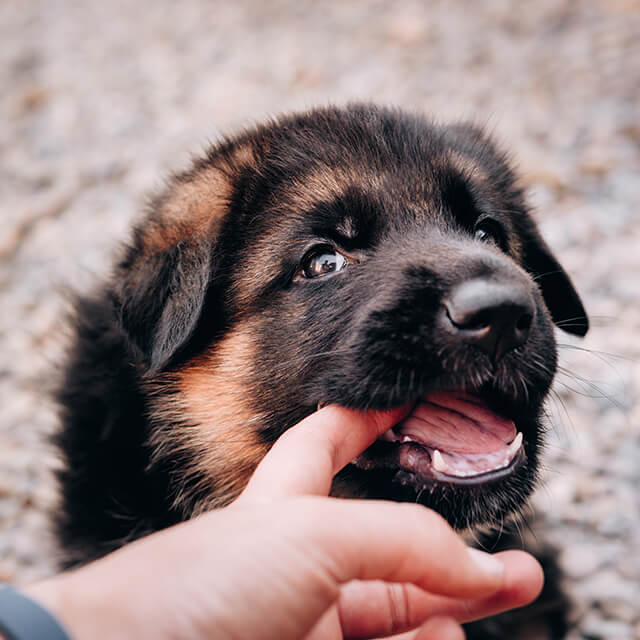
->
[54, 104, 587, 633]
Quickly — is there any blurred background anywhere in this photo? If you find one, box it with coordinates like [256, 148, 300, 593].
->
[1, 1, 639, 637]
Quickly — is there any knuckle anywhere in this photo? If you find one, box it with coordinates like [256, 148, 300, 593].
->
[386, 582, 412, 632]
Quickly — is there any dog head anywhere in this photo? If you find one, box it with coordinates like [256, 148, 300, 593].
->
[107, 105, 588, 531]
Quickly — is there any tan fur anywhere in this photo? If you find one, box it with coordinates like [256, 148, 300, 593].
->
[448, 150, 490, 184]
[284, 166, 351, 212]
[134, 142, 265, 504]
[141, 167, 231, 254]
[224, 166, 352, 306]
[271, 164, 392, 221]
[230, 165, 390, 306]
[146, 322, 269, 513]
[142, 142, 258, 255]
[225, 140, 258, 172]
[447, 150, 526, 260]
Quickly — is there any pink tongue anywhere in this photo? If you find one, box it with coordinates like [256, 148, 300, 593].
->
[396, 392, 516, 454]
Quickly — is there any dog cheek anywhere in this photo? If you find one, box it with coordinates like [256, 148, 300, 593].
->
[146, 323, 271, 513]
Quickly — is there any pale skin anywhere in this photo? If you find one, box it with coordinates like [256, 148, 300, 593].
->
[22, 406, 544, 639]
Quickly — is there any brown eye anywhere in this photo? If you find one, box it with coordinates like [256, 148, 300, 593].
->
[474, 218, 506, 250]
[302, 249, 348, 279]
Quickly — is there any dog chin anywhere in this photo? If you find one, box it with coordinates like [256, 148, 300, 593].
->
[337, 455, 538, 531]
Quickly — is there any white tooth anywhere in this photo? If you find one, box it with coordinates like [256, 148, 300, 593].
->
[401, 435, 414, 443]
[317, 402, 327, 410]
[508, 432, 523, 456]
[432, 449, 447, 473]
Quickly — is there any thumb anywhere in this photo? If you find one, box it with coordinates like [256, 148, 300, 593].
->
[241, 404, 410, 500]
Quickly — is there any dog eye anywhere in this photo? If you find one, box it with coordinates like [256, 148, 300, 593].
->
[301, 248, 348, 279]
[474, 219, 506, 249]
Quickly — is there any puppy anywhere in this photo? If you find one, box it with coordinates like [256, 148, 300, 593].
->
[54, 105, 588, 615]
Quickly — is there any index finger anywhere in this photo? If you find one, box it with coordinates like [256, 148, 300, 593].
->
[241, 404, 410, 500]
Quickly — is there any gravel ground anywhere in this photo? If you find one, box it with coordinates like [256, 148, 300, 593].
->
[1, 1, 639, 637]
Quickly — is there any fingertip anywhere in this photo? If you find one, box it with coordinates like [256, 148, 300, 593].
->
[308, 403, 413, 471]
[466, 548, 505, 582]
[495, 550, 545, 606]
[318, 403, 411, 440]
[416, 616, 465, 640]
[369, 403, 414, 435]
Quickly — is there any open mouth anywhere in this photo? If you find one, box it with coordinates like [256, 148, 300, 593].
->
[353, 391, 526, 486]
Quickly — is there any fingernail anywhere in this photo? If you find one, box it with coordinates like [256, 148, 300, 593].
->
[467, 548, 505, 578]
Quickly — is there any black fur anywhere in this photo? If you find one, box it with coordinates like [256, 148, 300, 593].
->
[54, 105, 587, 636]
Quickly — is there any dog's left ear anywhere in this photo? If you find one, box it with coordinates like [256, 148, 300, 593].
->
[118, 235, 213, 373]
[520, 223, 589, 336]
[115, 160, 238, 373]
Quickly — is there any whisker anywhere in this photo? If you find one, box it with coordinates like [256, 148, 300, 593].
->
[394, 368, 403, 406]
[270, 347, 354, 371]
[496, 514, 505, 545]
[557, 343, 637, 364]
[547, 388, 576, 436]
[553, 315, 590, 325]
[466, 521, 487, 551]
[522, 513, 539, 545]
[555, 314, 616, 328]
[511, 511, 526, 549]
[530, 269, 565, 282]
[555, 366, 625, 411]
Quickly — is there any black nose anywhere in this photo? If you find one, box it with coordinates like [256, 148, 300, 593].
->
[443, 279, 535, 362]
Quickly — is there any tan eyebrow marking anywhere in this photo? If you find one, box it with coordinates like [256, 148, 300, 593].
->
[448, 150, 489, 184]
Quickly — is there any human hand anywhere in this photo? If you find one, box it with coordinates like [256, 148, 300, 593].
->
[25, 406, 543, 639]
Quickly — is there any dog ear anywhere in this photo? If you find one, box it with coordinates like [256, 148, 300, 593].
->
[114, 143, 257, 373]
[118, 236, 213, 373]
[114, 159, 239, 373]
[520, 224, 589, 336]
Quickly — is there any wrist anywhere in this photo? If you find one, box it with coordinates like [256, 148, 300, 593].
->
[23, 564, 152, 640]
[21, 579, 76, 639]
[0, 582, 73, 640]
[23, 573, 119, 640]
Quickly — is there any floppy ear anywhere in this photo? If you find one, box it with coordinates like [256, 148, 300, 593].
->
[113, 142, 255, 373]
[520, 224, 589, 336]
[113, 158, 239, 373]
[118, 236, 213, 373]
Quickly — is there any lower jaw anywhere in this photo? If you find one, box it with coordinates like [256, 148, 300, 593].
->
[331, 401, 541, 529]
[351, 439, 527, 488]
[334, 441, 538, 531]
